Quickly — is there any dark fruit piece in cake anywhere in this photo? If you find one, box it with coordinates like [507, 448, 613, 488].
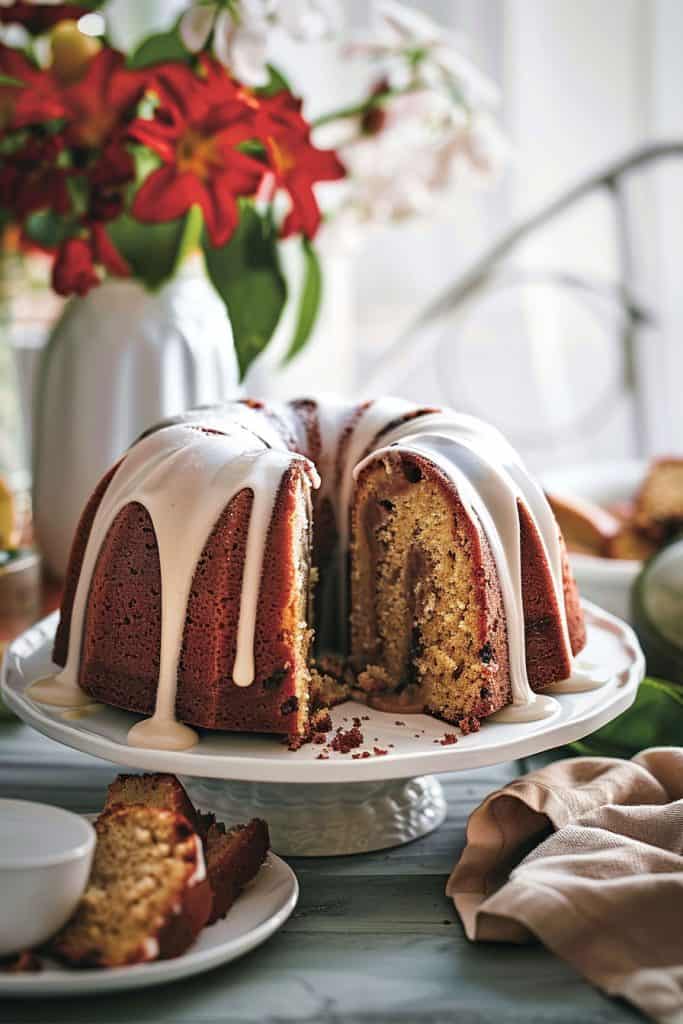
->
[51, 805, 211, 967]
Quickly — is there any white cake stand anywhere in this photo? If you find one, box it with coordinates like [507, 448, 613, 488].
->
[2, 602, 644, 856]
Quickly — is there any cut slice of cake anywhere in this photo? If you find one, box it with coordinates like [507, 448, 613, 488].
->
[203, 819, 270, 924]
[104, 773, 269, 925]
[351, 450, 585, 724]
[52, 804, 211, 967]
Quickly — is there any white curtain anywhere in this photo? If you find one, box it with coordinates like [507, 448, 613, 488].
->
[350, 0, 683, 465]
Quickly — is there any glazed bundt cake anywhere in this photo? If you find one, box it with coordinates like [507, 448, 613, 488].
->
[45, 397, 586, 747]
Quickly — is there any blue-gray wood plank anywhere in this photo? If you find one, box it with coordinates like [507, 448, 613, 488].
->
[0, 722, 642, 1023]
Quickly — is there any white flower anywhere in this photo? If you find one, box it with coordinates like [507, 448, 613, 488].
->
[333, 88, 508, 229]
[277, 0, 342, 40]
[180, 1, 271, 87]
[352, 0, 499, 109]
[180, 0, 342, 86]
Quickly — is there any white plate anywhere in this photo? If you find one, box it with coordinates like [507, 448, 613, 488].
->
[0, 850, 297, 997]
[1, 602, 644, 783]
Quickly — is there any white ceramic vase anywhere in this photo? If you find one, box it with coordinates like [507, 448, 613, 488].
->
[33, 264, 239, 578]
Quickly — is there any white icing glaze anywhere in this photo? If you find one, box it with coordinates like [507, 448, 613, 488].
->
[310, 391, 355, 504]
[188, 834, 207, 886]
[488, 693, 560, 723]
[40, 421, 318, 751]
[27, 674, 93, 708]
[141, 936, 160, 961]
[546, 659, 611, 693]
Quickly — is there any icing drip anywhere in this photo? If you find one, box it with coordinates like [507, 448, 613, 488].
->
[310, 392, 355, 504]
[546, 659, 611, 693]
[36, 423, 317, 751]
[488, 694, 560, 723]
[27, 674, 93, 708]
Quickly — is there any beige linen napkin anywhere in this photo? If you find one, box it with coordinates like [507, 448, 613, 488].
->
[447, 748, 683, 1024]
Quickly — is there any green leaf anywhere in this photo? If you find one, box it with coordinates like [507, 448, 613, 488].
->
[0, 74, 24, 88]
[127, 26, 188, 69]
[203, 202, 287, 379]
[570, 675, 683, 757]
[282, 237, 322, 365]
[107, 210, 193, 289]
[24, 209, 73, 248]
[257, 64, 293, 97]
[173, 204, 204, 273]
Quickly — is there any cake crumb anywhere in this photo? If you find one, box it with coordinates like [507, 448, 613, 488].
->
[373, 746, 388, 756]
[439, 733, 458, 746]
[330, 725, 364, 754]
[352, 751, 371, 760]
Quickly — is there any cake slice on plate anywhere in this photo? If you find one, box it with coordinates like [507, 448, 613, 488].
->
[52, 804, 211, 967]
[105, 773, 269, 924]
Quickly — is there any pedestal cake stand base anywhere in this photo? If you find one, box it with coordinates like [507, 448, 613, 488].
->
[182, 776, 447, 856]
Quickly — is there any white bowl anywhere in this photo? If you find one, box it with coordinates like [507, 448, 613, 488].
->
[0, 800, 95, 955]
[541, 459, 646, 624]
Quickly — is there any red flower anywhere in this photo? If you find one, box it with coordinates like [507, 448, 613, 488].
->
[247, 89, 345, 239]
[0, 134, 70, 218]
[0, 45, 64, 130]
[52, 237, 98, 296]
[61, 49, 147, 150]
[51, 224, 130, 297]
[129, 59, 267, 247]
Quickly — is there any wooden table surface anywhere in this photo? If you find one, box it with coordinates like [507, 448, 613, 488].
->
[0, 716, 642, 1024]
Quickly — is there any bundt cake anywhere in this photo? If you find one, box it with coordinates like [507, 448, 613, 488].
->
[39, 397, 587, 747]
